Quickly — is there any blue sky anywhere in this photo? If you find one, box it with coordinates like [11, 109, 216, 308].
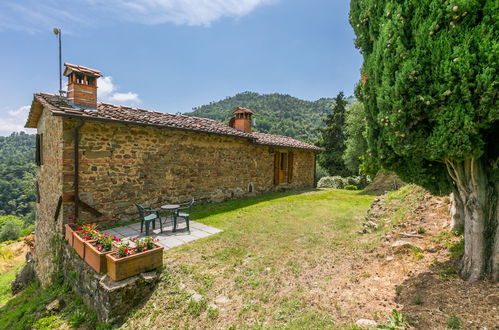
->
[0, 0, 361, 135]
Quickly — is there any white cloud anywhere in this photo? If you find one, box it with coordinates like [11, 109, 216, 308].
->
[8, 105, 30, 116]
[103, 0, 277, 26]
[98, 76, 141, 105]
[107, 92, 141, 103]
[0, 105, 35, 136]
[0, 0, 276, 32]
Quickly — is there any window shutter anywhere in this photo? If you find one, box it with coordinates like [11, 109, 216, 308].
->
[274, 152, 280, 185]
[287, 152, 294, 183]
[35, 134, 41, 166]
[36, 181, 40, 203]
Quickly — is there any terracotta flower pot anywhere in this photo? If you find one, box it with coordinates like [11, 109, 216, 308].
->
[84, 241, 114, 273]
[72, 231, 95, 259]
[106, 243, 164, 281]
[65, 224, 77, 247]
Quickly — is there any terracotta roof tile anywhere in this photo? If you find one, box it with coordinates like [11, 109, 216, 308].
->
[232, 106, 254, 114]
[63, 63, 101, 77]
[27, 93, 321, 151]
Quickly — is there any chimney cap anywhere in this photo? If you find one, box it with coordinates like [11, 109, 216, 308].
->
[232, 106, 254, 115]
[63, 62, 101, 78]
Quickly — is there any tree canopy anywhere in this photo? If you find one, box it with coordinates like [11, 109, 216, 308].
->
[186, 91, 342, 143]
[317, 92, 354, 177]
[350, 0, 498, 195]
[0, 132, 36, 217]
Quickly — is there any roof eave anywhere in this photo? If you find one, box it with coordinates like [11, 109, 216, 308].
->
[50, 110, 253, 141]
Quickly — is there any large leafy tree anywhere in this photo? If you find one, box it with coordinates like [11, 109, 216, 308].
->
[343, 101, 380, 175]
[317, 92, 353, 177]
[350, 0, 498, 280]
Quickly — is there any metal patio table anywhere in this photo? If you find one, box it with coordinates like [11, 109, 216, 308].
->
[161, 204, 180, 232]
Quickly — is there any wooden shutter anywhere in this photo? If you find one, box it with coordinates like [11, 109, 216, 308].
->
[36, 181, 40, 203]
[274, 152, 280, 185]
[287, 152, 294, 183]
[35, 134, 41, 166]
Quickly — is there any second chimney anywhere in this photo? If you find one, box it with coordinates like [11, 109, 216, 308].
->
[63, 63, 101, 108]
[230, 107, 254, 132]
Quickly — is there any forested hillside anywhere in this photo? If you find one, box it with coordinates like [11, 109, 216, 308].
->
[0, 132, 36, 217]
[186, 92, 346, 143]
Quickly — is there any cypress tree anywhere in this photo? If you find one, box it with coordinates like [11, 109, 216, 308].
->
[350, 0, 498, 280]
[317, 92, 353, 177]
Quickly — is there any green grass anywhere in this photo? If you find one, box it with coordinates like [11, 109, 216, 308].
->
[0, 274, 109, 330]
[122, 188, 376, 328]
[0, 261, 23, 306]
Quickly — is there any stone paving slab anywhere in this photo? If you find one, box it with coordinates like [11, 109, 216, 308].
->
[102, 220, 222, 250]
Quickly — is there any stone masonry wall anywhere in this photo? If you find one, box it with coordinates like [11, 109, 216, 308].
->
[35, 108, 64, 286]
[60, 119, 315, 224]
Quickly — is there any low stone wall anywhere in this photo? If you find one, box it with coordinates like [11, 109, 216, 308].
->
[61, 244, 160, 324]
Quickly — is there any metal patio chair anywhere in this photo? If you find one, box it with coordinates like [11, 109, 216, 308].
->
[174, 198, 194, 232]
[135, 203, 162, 236]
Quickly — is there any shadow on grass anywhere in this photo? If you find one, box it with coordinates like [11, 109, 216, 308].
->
[101, 188, 321, 230]
[189, 188, 321, 221]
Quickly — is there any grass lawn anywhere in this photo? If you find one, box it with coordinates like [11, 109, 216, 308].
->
[122, 189, 376, 328]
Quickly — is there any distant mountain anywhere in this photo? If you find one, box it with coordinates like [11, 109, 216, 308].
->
[185, 92, 343, 143]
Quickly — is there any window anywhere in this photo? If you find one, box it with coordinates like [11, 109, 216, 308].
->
[274, 151, 294, 184]
[35, 134, 43, 166]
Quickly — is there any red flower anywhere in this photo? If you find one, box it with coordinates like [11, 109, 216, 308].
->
[85, 236, 90, 240]
[82, 229, 87, 234]
[77, 226, 82, 230]
[104, 234, 109, 237]
[123, 248, 128, 253]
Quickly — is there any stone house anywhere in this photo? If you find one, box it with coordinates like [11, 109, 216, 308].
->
[24, 63, 320, 285]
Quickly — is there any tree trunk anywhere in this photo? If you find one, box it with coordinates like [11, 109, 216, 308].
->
[449, 190, 464, 232]
[445, 157, 498, 281]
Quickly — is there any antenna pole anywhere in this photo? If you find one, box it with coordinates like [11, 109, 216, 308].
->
[58, 29, 62, 95]
[53, 27, 62, 95]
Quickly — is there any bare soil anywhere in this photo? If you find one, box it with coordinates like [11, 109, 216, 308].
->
[333, 188, 499, 329]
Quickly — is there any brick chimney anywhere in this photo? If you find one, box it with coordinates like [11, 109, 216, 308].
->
[229, 107, 254, 132]
[63, 63, 101, 108]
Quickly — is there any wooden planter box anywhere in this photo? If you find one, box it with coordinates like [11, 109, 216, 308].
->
[106, 243, 164, 281]
[84, 241, 114, 273]
[65, 224, 77, 247]
[72, 231, 95, 259]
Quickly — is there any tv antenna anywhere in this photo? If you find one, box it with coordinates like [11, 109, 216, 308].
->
[53, 27, 64, 96]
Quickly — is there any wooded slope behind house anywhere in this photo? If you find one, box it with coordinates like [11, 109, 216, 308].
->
[0, 132, 36, 217]
[185, 92, 341, 143]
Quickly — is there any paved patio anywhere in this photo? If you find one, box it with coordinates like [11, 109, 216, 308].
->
[102, 218, 222, 250]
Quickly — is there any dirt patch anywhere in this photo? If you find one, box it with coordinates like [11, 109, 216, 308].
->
[0, 242, 27, 274]
[327, 186, 499, 329]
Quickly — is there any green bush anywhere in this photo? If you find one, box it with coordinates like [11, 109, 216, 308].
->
[19, 224, 35, 237]
[344, 185, 358, 190]
[0, 219, 22, 242]
[317, 176, 346, 189]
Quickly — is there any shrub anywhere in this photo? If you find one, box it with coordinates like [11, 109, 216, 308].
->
[345, 176, 359, 186]
[20, 224, 34, 237]
[447, 313, 461, 329]
[317, 176, 346, 189]
[344, 185, 358, 190]
[0, 219, 22, 242]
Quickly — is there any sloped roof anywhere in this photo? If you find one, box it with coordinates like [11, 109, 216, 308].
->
[26, 93, 321, 151]
[232, 106, 254, 114]
[63, 62, 101, 77]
